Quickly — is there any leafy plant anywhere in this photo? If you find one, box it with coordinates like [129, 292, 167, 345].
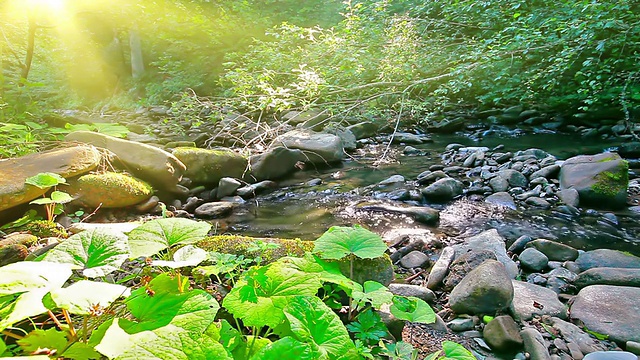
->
[25, 173, 73, 222]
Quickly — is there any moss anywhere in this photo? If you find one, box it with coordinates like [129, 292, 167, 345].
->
[72, 172, 153, 208]
[197, 235, 313, 263]
[16, 220, 67, 238]
[592, 161, 629, 197]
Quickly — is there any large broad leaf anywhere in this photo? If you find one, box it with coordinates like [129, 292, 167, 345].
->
[222, 261, 322, 329]
[313, 225, 387, 260]
[152, 245, 207, 268]
[25, 172, 66, 189]
[0, 262, 73, 296]
[95, 320, 230, 360]
[121, 273, 219, 334]
[127, 218, 212, 258]
[17, 328, 67, 355]
[279, 253, 361, 294]
[0, 289, 50, 331]
[425, 341, 476, 360]
[48, 280, 130, 315]
[283, 296, 360, 359]
[389, 296, 436, 324]
[43, 229, 129, 278]
[352, 281, 394, 310]
[30, 191, 73, 205]
[250, 337, 314, 360]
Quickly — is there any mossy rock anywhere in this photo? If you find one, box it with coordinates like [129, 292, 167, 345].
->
[15, 220, 67, 238]
[172, 147, 248, 185]
[197, 235, 394, 285]
[69, 172, 153, 208]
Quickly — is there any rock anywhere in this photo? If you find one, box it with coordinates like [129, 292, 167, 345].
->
[65, 131, 185, 191]
[281, 109, 328, 129]
[574, 267, 640, 289]
[447, 318, 475, 332]
[448, 260, 514, 315]
[546, 267, 578, 293]
[0, 233, 37, 248]
[217, 177, 242, 198]
[618, 142, 640, 158]
[427, 246, 455, 290]
[489, 176, 510, 192]
[498, 169, 528, 188]
[358, 203, 439, 225]
[0, 146, 102, 212]
[526, 197, 551, 208]
[388, 284, 436, 303]
[421, 178, 463, 202]
[0, 244, 29, 266]
[173, 147, 247, 186]
[68, 172, 153, 208]
[508, 235, 534, 254]
[272, 129, 344, 164]
[559, 152, 628, 208]
[324, 124, 357, 151]
[548, 317, 606, 355]
[399, 251, 430, 268]
[627, 342, 640, 355]
[558, 188, 580, 207]
[485, 192, 517, 209]
[431, 117, 467, 133]
[570, 285, 640, 343]
[135, 195, 160, 213]
[347, 121, 379, 140]
[527, 239, 579, 261]
[583, 352, 638, 360]
[520, 328, 551, 360]
[530, 165, 561, 180]
[194, 202, 236, 218]
[576, 249, 640, 271]
[392, 132, 423, 144]
[403, 146, 421, 155]
[416, 170, 448, 185]
[519, 248, 549, 272]
[236, 180, 278, 198]
[453, 229, 519, 279]
[68, 222, 142, 235]
[483, 315, 523, 352]
[509, 281, 568, 321]
[444, 250, 497, 291]
[249, 147, 305, 181]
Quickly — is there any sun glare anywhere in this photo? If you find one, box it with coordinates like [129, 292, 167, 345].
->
[27, 0, 66, 11]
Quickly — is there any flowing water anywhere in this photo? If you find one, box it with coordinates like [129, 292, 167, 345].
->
[218, 132, 640, 255]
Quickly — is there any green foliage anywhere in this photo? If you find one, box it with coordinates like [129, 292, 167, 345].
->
[25, 173, 72, 222]
[313, 225, 387, 260]
[127, 218, 212, 258]
[425, 341, 477, 360]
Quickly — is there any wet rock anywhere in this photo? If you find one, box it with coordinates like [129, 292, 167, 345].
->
[489, 176, 510, 192]
[68, 172, 153, 208]
[0, 146, 102, 212]
[447, 318, 475, 332]
[236, 180, 278, 198]
[570, 285, 640, 343]
[453, 229, 519, 279]
[530, 164, 560, 180]
[173, 147, 247, 186]
[520, 328, 551, 360]
[483, 315, 523, 352]
[527, 239, 579, 262]
[194, 201, 236, 218]
[249, 146, 305, 181]
[509, 281, 567, 321]
[399, 251, 430, 269]
[388, 284, 435, 303]
[449, 260, 514, 315]
[273, 129, 344, 164]
[392, 132, 424, 144]
[508, 235, 534, 254]
[217, 177, 242, 198]
[66, 131, 184, 192]
[416, 170, 448, 185]
[357, 203, 439, 225]
[557, 188, 580, 207]
[421, 178, 463, 202]
[526, 197, 551, 209]
[618, 142, 640, 158]
[427, 246, 455, 290]
[547, 317, 606, 355]
[559, 152, 628, 209]
[576, 249, 640, 271]
[574, 267, 640, 289]
[403, 146, 421, 155]
[519, 248, 549, 272]
[498, 169, 528, 188]
[444, 250, 497, 291]
[378, 175, 405, 186]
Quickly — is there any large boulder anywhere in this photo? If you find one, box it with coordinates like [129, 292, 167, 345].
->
[65, 131, 185, 192]
[574, 267, 640, 289]
[271, 129, 344, 165]
[0, 146, 102, 211]
[421, 178, 463, 202]
[249, 146, 305, 181]
[281, 109, 328, 130]
[570, 285, 640, 343]
[172, 147, 248, 186]
[448, 260, 514, 315]
[68, 172, 153, 208]
[576, 249, 640, 272]
[509, 280, 567, 321]
[559, 152, 628, 208]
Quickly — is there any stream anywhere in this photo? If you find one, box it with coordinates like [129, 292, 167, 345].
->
[217, 131, 640, 256]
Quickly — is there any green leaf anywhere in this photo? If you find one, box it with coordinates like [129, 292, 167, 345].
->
[152, 245, 207, 268]
[127, 218, 212, 258]
[49, 280, 130, 315]
[223, 261, 322, 329]
[212, 320, 242, 355]
[17, 328, 68, 354]
[60, 342, 102, 360]
[25, 173, 66, 189]
[279, 253, 360, 294]
[352, 281, 393, 310]
[390, 296, 436, 324]
[283, 296, 359, 359]
[43, 229, 130, 278]
[0, 289, 50, 331]
[49, 191, 74, 204]
[231, 336, 272, 359]
[379, 341, 418, 360]
[346, 309, 388, 343]
[0, 338, 5, 355]
[122, 273, 219, 334]
[29, 197, 55, 205]
[440, 341, 476, 360]
[0, 261, 73, 296]
[313, 225, 387, 260]
[250, 337, 314, 360]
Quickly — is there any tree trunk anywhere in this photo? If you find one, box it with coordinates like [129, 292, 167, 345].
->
[21, 14, 36, 82]
[129, 30, 144, 79]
